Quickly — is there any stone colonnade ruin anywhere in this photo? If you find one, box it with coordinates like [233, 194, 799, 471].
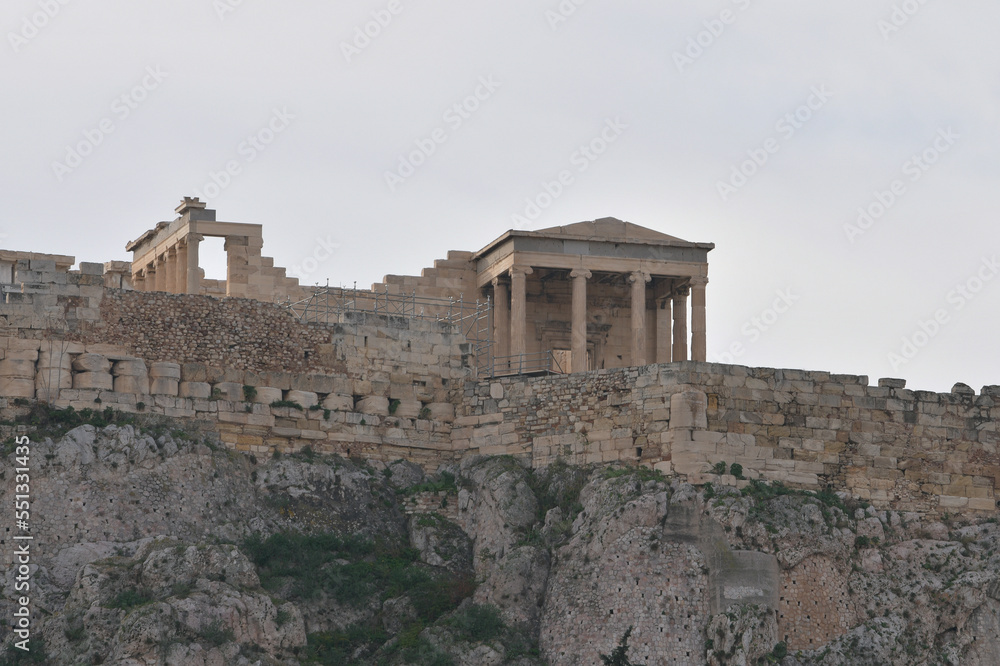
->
[122, 199, 714, 374]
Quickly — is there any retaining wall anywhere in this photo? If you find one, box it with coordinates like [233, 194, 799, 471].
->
[460, 363, 1000, 515]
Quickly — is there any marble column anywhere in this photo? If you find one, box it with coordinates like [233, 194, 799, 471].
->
[690, 276, 708, 362]
[509, 266, 532, 369]
[492, 277, 510, 371]
[225, 236, 249, 297]
[186, 233, 203, 295]
[629, 270, 651, 366]
[672, 286, 689, 362]
[175, 242, 188, 294]
[656, 294, 672, 364]
[570, 269, 592, 373]
[154, 254, 166, 292]
[165, 246, 178, 294]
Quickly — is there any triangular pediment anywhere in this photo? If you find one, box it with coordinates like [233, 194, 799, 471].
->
[532, 217, 691, 245]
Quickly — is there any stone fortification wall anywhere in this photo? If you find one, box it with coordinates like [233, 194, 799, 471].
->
[460, 363, 1000, 515]
[3, 250, 999, 515]
[1, 304, 471, 470]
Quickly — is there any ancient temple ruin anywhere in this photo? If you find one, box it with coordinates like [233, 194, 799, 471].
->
[0, 197, 995, 518]
[123, 199, 714, 374]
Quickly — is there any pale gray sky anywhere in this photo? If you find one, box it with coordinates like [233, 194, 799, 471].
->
[3, 0, 999, 392]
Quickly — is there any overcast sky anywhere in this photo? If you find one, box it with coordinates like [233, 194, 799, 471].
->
[3, 1, 999, 393]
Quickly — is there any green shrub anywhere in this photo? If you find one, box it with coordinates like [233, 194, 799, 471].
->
[305, 623, 389, 665]
[406, 471, 458, 495]
[447, 604, 506, 642]
[241, 531, 473, 623]
[198, 620, 234, 647]
[713, 461, 727, 475]
[242, 385, 257, 402]
[106, 588, 153, 611]
[729, 463, 744, 479]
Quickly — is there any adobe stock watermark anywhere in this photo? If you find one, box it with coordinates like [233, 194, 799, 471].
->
[341, 0, 404, 63]
[10, 435, 34, 653]
[510, 117, 628, 229]
[384, 76, 501, 192]
[887, 255, 999, 371]
[289, 235, 340, 284]
[716, 85, 832, 202]
[51, 66, 168, 183]
[878, 0, 933, 40]
[192, 107, 294, 201]
[843, 127, 958, 244]
[673, 0, 754, 73]
[710, 288, 799, 364]
[214, 0, 250, 21]
[545, 0, 587, 31]
[7, 0, 72, 53]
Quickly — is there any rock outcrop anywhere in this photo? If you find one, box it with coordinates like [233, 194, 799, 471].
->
[3, 420, 1000, 664]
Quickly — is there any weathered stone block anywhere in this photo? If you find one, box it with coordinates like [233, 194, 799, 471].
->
[35, 367, 72, 390]
[670, 390, 708, 430]
[0, 358, 37, 378]
[113, 359, 147, 377]
[287, 390, 318, 408]
[391, 399, 422, 419]
[149, 362, 181, 380]
[74, 371, 113, 391]
[38, 348, 79, 367]
[357, 396, 390, 416]
[179, 381, 212, 399]
[0, 377, 35, 398]
[85, 343, 128, 356]
[150, 377, 179, 396]
[78, 261, 104, 275]
[427, 402, 454, 422]
[73, 354, 111, 373]
[214, 382, 244, 401]
[114, 375, 150, 394]
[253, 387, 284, 404]
[322, 393, 354, 411]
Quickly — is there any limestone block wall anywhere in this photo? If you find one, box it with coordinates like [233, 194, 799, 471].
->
[0, 254, 104, 336]
[374, 250, 479, 303]
[460, 362, 1000, 516]
[0, 306, 473, 469]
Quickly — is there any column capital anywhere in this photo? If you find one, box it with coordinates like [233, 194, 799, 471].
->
[569, 268, 592, 280]
[510, 265, 533, 278]
[184, 232, 205, 244]
[491, 275, 510, 288]
[674, 284, 690, 297]
[628, 270, 651, 284]
[689, 276, 709, 287]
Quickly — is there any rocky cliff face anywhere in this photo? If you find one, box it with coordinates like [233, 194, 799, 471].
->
[2, 417, 1000, 665]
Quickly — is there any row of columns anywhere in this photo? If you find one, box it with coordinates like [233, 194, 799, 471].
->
[492, 267, 708, 373]
[134, 233, 204, 295]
